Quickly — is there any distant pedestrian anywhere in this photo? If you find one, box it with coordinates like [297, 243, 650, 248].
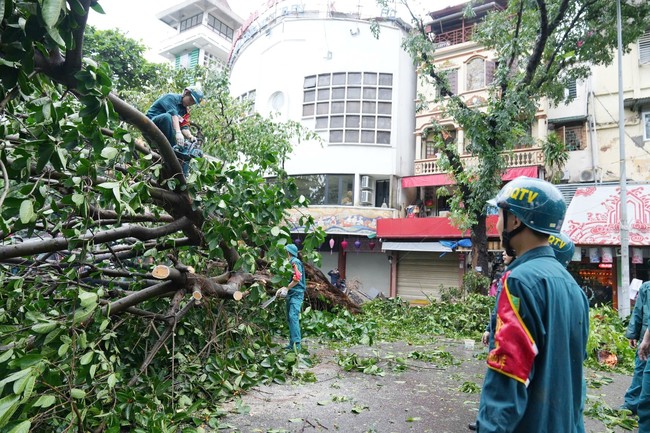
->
[328, 268, 341, 288]
[474, 177, 589, 433]
[621, 279, 650, 414]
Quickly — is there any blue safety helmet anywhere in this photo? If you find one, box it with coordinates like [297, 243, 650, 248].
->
[489, 176, 566, 235]
[184, 86, 204, 105]
[285, 244, 298, 257]
[548, 232, 575, 268]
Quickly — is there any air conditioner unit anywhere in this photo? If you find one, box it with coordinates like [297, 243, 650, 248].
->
[360, 190, 374, 205]
[361, 175, 373, 189]
[561, 169, 570, 182]
[580, 169, 595, 182]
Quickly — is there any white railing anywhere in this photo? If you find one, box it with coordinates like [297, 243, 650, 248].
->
[414, 147, 544, 175]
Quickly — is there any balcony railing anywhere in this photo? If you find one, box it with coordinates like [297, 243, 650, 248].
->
[414, 147, 544, 175]
[433, 25, 475, 48]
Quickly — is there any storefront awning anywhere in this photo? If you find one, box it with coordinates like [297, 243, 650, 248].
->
[562, 185, 650, 246]
[381, 241, 451, 252]
[401, 166, 538, 188]
[377, 215, 499, 239]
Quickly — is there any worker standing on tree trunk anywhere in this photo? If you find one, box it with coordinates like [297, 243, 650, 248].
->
[276, 244, 306, 351]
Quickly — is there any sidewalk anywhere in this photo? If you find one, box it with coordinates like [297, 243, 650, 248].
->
[220, 339, 637, 433]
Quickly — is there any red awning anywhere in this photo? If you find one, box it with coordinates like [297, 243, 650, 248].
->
[401, 166, 538, 188]
[377, 215, 499, 239]
[562, 185, 650, 246]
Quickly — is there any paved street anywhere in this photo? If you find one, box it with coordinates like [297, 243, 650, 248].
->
[221, 339, 636, 433]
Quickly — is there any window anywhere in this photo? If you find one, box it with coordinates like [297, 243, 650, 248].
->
[567, 78, 577, 99]
[644, 112, 650, 141]
[203, 52, 225, 70]
[434, 69, 458, 98]
[290, 174, 354, 205]
[639, 30, 650, 64]
[207, 14, 234, 41]
[180, 13, 203, 32]
[238, 90, 256, 116]
[424, 129, 456, 158]
[302, 72, 393, 145]
[549, 121, 587, 151]
[466, 57, 486, 91]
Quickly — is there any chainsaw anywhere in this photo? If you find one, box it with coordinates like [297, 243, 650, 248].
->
[260, 294, 277, 309]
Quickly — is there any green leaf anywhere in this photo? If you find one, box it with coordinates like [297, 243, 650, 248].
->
[97, 182, 119, 190]
[100, 146, 118, 160]
[31, 321, 57, 334]
[0, 349, 13, 363]
[78, 289, 98, 308]
[46, 24, 66, 47]
[0, 0, 5, 22]
[0, 395, 20, 426]
[70, 388, 86, 399]
[270, 226, 281, 236]
[107, 373, 116, 389]
[33, 395, 56, 408]
[42, 0, 64, 28]
[71, 193, 85, 207]
[19, 199, 34, 224]
[79, 351, 94, 365]
[7, 420, 31, 433]
[90, 2, 105, 13]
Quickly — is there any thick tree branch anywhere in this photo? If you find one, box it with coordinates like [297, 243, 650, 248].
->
[0, 217, 194, 260]
[104, 280, 176, 316]
[107, 93, 186, 185]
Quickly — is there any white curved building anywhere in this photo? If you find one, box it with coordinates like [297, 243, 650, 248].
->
[228, 0, 416, 295]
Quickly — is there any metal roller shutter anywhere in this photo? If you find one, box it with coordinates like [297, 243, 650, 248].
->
[396, 251, 460, 302]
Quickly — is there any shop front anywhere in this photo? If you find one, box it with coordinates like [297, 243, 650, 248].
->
[562, 184, 650, 311]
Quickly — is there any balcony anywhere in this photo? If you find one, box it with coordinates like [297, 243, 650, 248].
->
[431, 25, 475, 48]
[414, 147, 544, 176]
[158, 25, 232, 61]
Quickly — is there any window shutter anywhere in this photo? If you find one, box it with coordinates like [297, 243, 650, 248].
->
[639, 31, 650, 64]
[189, 49, 199, 68]
[175, 55, 180, 69]
[486, 60, 496, 84]
[567, 78, 577, 99]
[448, 69, 458, 95]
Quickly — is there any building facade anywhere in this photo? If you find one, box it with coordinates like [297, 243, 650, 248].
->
[157, 0, 244, 71]
[377, 0, 650, 307]
[227, 0, 417, 297]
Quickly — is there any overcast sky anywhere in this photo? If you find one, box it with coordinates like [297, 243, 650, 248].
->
[87, 0, 462, 63]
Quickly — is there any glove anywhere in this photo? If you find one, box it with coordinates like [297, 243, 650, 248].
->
[276, 287, 288, 298]
[175, 131, 184, 145]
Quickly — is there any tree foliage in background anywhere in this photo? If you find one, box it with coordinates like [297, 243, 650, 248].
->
[83, 25, 171, 91]
[0, 0, 329, 431]
[378, 0, 650, 274]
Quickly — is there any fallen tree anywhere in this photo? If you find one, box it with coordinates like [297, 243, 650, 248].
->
[0, 1, 353, 431]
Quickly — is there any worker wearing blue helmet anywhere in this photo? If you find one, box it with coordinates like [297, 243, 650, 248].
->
[473, 177, 589, 433]
[276, 243, 306, 351]
[548, 232, 575, 268]
[146, 86, 204, 147]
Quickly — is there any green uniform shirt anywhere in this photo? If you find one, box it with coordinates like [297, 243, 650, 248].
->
[477, 246, 589, 433]
[626, 282, 650, 340]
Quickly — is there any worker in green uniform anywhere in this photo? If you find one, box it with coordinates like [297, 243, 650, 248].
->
[276, 243, 306, 351]
[475, 177, 589, 433]
[624, 279, 650, 414]
[146, 86, 203, 147]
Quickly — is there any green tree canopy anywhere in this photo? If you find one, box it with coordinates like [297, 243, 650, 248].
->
[381, 0, 650, 273]
[83, 25, 170, 90]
